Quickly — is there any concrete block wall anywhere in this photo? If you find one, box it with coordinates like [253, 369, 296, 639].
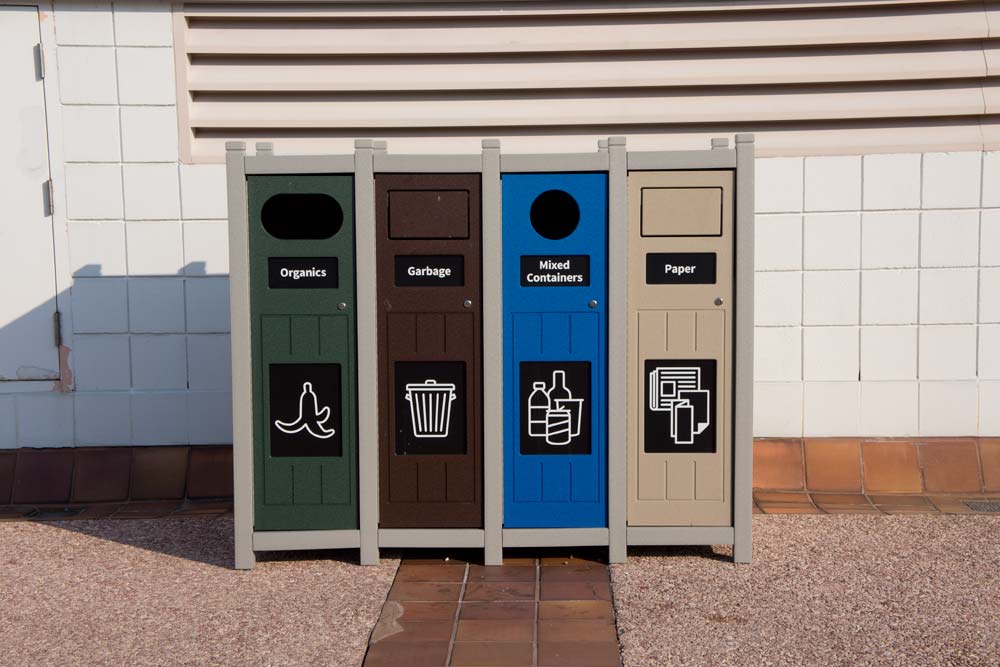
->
[0, 0, 232, 450]
[754, 153, 1000, 438]
[1, 0, 996, 449]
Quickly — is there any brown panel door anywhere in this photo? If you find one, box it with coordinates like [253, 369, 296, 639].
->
[375, 173, 483, 528]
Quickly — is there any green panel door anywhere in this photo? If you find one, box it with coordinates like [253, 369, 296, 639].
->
[248, 174, 358, 531]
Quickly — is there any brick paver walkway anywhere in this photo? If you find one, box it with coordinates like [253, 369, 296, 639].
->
[363, 553, 621, 667]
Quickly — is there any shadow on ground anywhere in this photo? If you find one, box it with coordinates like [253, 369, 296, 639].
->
[0, 516, 399, 667]
[49, 516, 373, 569]
[42, 518, 734, 569]
[622, 544, 732, 562]
[45, 515, 237, 568]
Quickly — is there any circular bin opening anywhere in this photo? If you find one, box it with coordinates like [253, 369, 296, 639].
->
[261, 193, 343, 240]
[529, 189, 580, 240]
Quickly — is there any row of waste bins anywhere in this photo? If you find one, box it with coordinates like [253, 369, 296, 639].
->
[226, 136, 755, 569]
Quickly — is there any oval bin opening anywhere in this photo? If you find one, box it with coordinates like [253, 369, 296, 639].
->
[529, 189, 580, 240]
[261, 193, 343, 239]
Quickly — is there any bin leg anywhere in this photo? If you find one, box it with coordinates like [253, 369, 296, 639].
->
[360, 541, 379, 566]
[234, 518, 255, 570]
[235, 548, 255, 570]
[484, 537, 502, 566]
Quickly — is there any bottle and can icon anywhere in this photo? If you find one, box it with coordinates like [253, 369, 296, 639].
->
[545, 409, 574, 445]
[526, 370, 583, 446]
[528, 382, 550, 437]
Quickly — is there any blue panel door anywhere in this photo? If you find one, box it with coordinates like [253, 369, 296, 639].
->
[502, 173, 608, 528]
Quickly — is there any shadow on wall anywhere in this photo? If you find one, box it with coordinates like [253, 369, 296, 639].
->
[0, 261, 233, 449]
[1, 257, 239, 566]
[0, 285, 64, 384]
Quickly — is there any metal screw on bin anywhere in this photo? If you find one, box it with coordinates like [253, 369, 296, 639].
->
[463, 299, 473, 309]
[338, 302, 347, 310]
[714, 297, 724, 306]
[589, 300, 598, 308]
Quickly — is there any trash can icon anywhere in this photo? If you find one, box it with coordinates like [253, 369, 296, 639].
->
[405, 379, 457, 439]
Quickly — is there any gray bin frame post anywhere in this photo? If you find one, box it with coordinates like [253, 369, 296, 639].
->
[733, 134, 755, 564]
[227, 141, 254, 571]
[497, 145, 616, 557]
[355, 140, 380, 565]
[482, 139, 504, 566]
[621, 136, 754, 563]
[370, 144, 494, 558]
[607, 136, 628, 564]
[227, 142, 368, 568]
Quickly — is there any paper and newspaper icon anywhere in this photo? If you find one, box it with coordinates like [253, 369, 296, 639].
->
[647, 366, 711, 445]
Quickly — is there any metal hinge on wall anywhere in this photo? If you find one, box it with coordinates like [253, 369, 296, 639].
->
[53, 311, 62, 347]
[46, 179, 54, 215]
[35, 43, 45, 79]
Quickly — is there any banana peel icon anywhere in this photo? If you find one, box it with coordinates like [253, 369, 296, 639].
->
[274, 381, 337, 439]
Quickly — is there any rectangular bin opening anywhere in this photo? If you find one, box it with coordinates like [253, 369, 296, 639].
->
[389, 189, 471, 239]
[640, 186, 722, 237]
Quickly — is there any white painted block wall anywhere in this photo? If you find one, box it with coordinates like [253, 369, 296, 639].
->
[754, 152, 999, 438]
[0, 0, 231, 449]
[1, 0, 997, 448]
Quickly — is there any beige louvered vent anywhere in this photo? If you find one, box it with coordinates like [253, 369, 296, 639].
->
[174, 0, 1000, 161]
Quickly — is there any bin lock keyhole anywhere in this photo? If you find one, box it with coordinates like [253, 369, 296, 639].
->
[463, 299, 473, 309]
[588, 300, 598, 309]
[714, 297, 724, 306]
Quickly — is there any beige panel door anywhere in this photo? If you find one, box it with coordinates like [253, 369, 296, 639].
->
[627, 171, 734, 527]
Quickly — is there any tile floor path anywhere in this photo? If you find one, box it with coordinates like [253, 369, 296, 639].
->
[363, 553, 621, 667]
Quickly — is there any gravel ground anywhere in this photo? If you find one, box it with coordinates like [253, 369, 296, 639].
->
[3, 514, 998, 667]
[612, 515, 1000, 667]
[0, 517, 397, 667]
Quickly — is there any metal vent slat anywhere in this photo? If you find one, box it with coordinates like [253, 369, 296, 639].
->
[964, 500, 1000, 513]
[176, 1, 1000, 161]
